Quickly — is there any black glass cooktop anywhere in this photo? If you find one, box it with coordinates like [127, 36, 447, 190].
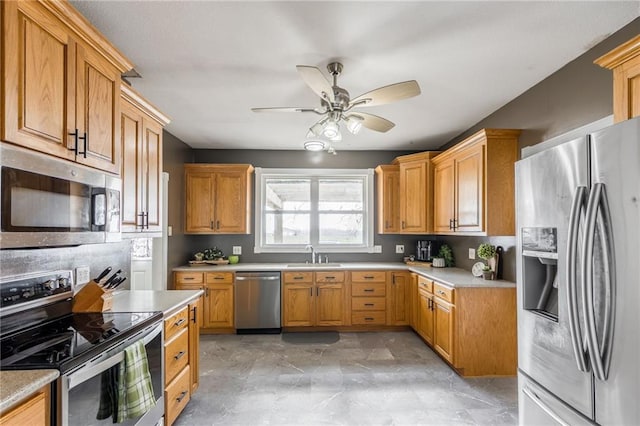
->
[0, 310, 161, 373]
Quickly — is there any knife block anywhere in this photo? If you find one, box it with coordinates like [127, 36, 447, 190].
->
[72, 282, 114, 312]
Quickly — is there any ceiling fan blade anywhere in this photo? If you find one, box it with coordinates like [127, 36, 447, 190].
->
[296, 65, 335, 104]
[349, 80, 421, 108]
[251, 107, 321, 113]
[346, 112, 395, 133]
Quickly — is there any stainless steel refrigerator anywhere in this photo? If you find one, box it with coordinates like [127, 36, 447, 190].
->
[515, 117, 639, 425]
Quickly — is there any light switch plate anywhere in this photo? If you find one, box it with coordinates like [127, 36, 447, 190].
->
[232, 246, 242, 255]
[395, 245, 405, 254]
[373, 245, 382, 253]
[469, 248, 476, 259]
[76, 266, 90, 285]
[167, 226, 173, 237]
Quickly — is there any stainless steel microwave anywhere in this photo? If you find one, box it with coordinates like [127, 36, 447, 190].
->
[0, 143, 121, 249]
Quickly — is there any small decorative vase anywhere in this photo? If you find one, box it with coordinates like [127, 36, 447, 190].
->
[488, 254, 498, 274]
[482, 270, 494, 280]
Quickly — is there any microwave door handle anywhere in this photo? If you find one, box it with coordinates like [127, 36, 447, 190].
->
[567, 185, 589, 372]
[595, 183, 616, 380]
[582, 183, 608, 381]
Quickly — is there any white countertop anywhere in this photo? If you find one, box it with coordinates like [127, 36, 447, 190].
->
[110, 290, 204, 316]
[173, 262, 515, 288]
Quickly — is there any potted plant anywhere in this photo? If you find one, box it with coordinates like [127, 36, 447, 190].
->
[477, 243, 498, 275]
[204, 247, 225, 260]
[437, 244, 455, 267]
[481, 265, 494, 280]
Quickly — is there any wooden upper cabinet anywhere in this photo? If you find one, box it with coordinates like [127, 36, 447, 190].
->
[120, 84, 170, 234]
[396, 152, 439, 234]
[432, 129, 520, 236]
[595, 35, 640, 123]
[1, 1, 133, 174]
[375, 165, 400, 233]
[184, 164, 253, 234]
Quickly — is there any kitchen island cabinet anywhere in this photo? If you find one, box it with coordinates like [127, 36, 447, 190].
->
[110, 290, 203, 426]
[0, 370, 58, 426]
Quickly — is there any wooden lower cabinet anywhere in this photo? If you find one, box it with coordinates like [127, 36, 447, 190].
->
[164, 306, 190, 426]
[282, 271, 345, 327]
[413, 275, 516, 377]
[174, 271, 234, 332]
[0, 384, 49, 426]
[386, 271, 410, 325]
[187, 299, 201, 393]
[165, 366, 191, 426]
[351, 271, 386, 326]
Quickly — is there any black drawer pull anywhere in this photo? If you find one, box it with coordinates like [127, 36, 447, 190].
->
[363, 276, 375, 279]
[293, 276, 304, 280]
[325, 276, 335, 279]
[365, 317, 374, 321]
[174, 350, 186, 360]
[183, 277, 195, 281]
[213, 276, 226, 280]
[174, 318, 186, 327]
[176, 390, 188, 403]
[363, 289, 374, 292]
[364, 303, 374, 307]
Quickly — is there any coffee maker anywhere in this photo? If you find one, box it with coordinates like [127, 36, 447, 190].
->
[416, 240, 440, 262]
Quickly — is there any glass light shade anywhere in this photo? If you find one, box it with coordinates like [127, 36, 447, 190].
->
[309, 122, 324, 137]
[322, 121, 340, 139]
[304, 140, 325, 151]
[346, 116, 363, 134]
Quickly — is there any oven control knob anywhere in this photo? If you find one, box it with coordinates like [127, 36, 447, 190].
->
[22, 290, 33, 298]
[57, 278, 68, 288]
[43, 279, 57, 290]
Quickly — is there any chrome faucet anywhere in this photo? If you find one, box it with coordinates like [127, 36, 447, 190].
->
[306, 245, 316, 264]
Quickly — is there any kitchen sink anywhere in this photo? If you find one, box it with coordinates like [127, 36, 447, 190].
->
[286, 263, 342, 268]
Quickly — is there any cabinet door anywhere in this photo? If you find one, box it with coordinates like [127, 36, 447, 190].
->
[2, 1, 75, 161]
[455, 144, 484, 232]
[74, 43, 121, 174]
[214, 170, 248, 233]
[434, 300, 454, 363]
[399, 160, 427, 232]
[204, 284, 234, 328]
[142, 118, 163, 232]
[376, 166, 400, 233]
[417, 291, 434, 345]
[185, 171, 215, 233]
[120, 100, 144, 232]
[188, 299, 201, 393]
[387, 272, 410, 325]
[282, 284, 314, 327]
[433, 159, 455, 233]
[316, 283, 345, 326]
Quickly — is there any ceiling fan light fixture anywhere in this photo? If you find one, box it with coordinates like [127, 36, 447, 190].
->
[345, 115, 363, 134]
[304, 140, 325, 151]
[322, 121, 340, 139]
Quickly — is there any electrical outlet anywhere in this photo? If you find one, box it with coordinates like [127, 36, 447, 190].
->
[469, 248, 476, 259]
[373, 245, 382, 253]
[232, 246, 242, 255]
[395, 245, 405, 254]
[76, 266, 90, 285]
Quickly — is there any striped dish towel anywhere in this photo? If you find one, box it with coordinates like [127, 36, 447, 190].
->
[116, 340, 157, 422]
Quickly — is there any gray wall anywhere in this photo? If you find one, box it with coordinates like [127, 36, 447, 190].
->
[164, 20, 639, 283]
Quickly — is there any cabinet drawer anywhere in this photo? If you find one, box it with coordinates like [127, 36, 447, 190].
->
[352, 282, 386, 297]
[165, 365, 191, 426]
[164, 306, 189, 341]
[0, 388, 47, 426]
[351, 311, 386, 325]
[206, 272, 234, 284]
[351, 271, 386, 282]
[434, 283, 454, 303]
[165, 328, 189, 385]
[315, 271, 345, 283]
[352, 297, 386, 311]
[283, 272, 313, 283]
[418, 276, 433, 293]
[175, 272, 204, 284]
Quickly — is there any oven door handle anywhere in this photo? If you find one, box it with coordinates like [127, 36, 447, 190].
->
[67, 322, 162, 389]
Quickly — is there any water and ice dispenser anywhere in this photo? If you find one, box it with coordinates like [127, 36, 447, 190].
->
[521, 227, 559, 321]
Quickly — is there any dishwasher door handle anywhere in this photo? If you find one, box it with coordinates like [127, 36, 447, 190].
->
[235, 276, 281, 281]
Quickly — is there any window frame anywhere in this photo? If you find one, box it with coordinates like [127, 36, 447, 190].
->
[254, 167, 375, 253]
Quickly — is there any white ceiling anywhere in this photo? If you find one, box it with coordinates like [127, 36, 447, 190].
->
[71, 1, 639, 151]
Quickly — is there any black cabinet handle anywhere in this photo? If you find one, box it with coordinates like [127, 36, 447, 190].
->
[138, 212, 145, 229]
[68, 129, 79, 155]
[363, 289, 374, 292]
[364, 303, 374, 307]
[192, 306, 197, 323]
[176, 390, 188, 403]
[325, 276, 335, 279]
[294, 276, 304, 280]
[78, 132, 87, 158]
[363, 276, 374, 279]
[174, 350, 186, 360]
[216, 220, 220, 229]
[213, 276, 225, 280]
[210, 220, 214, 229]
[365, 317, 374, 321]
[310, 287, 313, 297]
[183, 277, 195, 281]
[316, 287, 319, 296]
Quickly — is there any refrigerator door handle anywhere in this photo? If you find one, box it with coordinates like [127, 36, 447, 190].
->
[567, 185, 589, 372]
[582, 183, 615, 381]
[522, 385, 570, 426]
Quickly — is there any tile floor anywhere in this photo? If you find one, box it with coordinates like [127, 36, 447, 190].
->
[175, 331, 518, 425]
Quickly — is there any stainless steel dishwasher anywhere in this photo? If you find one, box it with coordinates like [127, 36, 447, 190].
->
[235, 271, 281, 333]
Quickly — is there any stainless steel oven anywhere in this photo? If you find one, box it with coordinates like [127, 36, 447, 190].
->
[60, 321, 164, 426]
[0, 143, 120, 249]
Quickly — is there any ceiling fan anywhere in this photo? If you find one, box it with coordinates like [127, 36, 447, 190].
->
[251, 62, 421, 142]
